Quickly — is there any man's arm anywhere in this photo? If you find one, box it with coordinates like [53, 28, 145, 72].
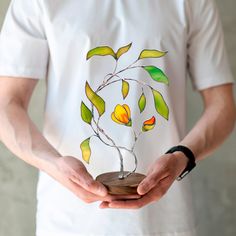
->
[100, 83, 236, 209]
[179, 83, 236, 161]
[0, 77, 141, 204]
[0, 77, 62, 170]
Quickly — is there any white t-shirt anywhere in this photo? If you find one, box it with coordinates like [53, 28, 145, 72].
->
[0, 0, 234, 236]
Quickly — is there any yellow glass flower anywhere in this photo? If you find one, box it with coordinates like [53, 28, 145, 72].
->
[142, 116, 156, 132]
[111, 104, 132, 126]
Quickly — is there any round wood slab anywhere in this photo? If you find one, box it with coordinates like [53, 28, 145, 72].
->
[96, 171, 146, 195]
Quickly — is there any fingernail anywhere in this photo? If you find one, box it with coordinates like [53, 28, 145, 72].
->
[99, 203, 107, 209]
[138, 185, 147, 195]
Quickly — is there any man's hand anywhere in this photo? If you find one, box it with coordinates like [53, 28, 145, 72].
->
[99, 152, 188, 209]
[0, 77, 141, 206]
[49, 156, 142, 204]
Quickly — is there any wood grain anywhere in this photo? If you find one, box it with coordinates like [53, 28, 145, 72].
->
[96, 171, 146, 195]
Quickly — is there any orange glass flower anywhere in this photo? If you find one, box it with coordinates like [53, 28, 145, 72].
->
[142, 116, 156, 132]
[111, 104, 132, 126]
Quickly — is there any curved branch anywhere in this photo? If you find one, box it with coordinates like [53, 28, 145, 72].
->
[90, 112, 125, 179]
[88, 59, 150, 178]
[97, 59, 140, 91]
[97, 75, 153, 92]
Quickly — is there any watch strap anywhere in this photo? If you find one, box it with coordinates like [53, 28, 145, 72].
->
[165, 145, 196, 180]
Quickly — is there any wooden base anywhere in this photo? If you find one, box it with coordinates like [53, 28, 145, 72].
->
[96, 171, 146, 195]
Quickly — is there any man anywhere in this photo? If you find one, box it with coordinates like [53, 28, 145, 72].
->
[0, 0, 235, 235]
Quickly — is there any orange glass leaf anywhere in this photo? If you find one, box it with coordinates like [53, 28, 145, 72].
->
[142, 116, 156, 132]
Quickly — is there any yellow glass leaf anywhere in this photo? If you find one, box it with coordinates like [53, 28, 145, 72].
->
[138, 92, 146, 113]
[86, 46, 116, 60]
[85, 81, 105, 116]
[142, 124, 155, 132]
[80, 138, 91, 164]
[122, 80, 129, 99]
[116, 42, 132, 59]
[138, 49, 167, 60]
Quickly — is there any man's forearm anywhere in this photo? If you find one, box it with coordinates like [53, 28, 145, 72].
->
[0, 101, 61, 172]
[179, 102, 236, 161]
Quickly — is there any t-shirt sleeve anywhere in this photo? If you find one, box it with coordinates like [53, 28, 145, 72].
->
[0, 0, 49, 80]
[187, 0, 235, 91]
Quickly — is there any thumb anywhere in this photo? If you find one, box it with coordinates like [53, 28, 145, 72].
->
[137, 171, 163, 195]
[72, 168, 108, 197]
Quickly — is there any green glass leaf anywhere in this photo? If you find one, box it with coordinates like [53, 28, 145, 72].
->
[143, 66, 169, 85]
[81, 101, 93, 124]
[80, 138, 91, 164]
[138, 92, 146, 113]
[85, 81, 105, 116]
[151, 89, 169, 120]
[116, 42, 132, 59]
[121, 80, 129, 99]
[86, 46, 116, 60]
[138, 49, 167, 59]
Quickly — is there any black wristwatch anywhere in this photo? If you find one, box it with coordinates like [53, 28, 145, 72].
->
[165, 145, 196, 181]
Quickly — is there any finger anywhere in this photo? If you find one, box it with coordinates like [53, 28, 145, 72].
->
[104, 193, 142, 201]
[99, 194, 142, 209]
[67, 180, 118, 203]
[48, 168, 106, 202]
[108, 186, 163, 209]
[137, 171, 169, 195]
[70, 171, 108, 197]
[69, 180, 141, 204]
[99, 201, 110, 209]
[108, 177, 173, 209]
[62, 178, 100, 203]
[108, 196, 151, 209]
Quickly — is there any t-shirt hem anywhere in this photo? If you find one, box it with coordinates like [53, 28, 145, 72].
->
[0, 65, 46, 79]
[191, 73, 235, 91]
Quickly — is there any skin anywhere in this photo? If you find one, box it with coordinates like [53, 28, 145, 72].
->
[0, 77, 235, 209]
